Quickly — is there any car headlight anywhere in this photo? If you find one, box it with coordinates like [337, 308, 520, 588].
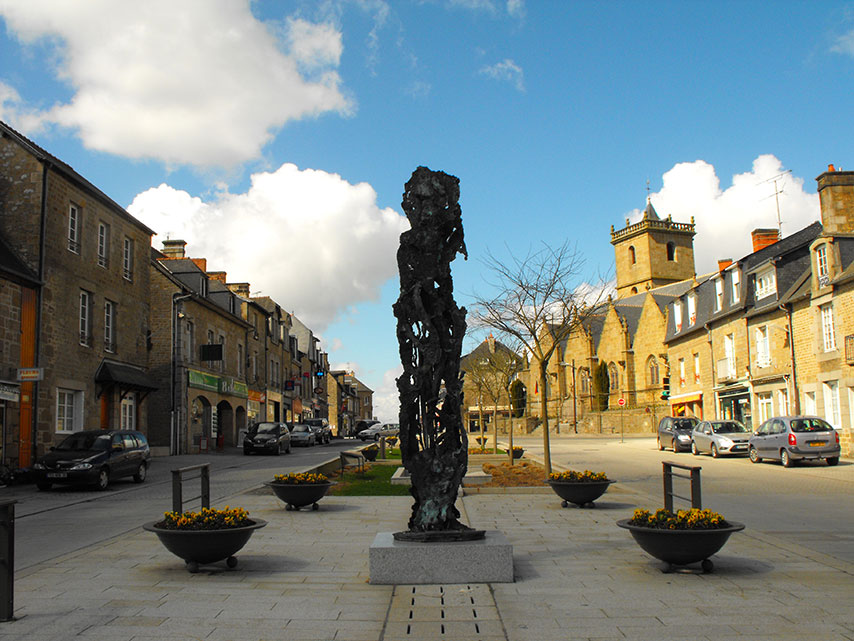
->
[33, 462, 45, 470]
[69, 462, 92, 471]
[266, 438, 277, 444]
[718, 437, 733, 447]
[678, 434, 691, 441]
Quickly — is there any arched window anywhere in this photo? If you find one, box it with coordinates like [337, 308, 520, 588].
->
[630, 287, 638, 295]
[579, 368, 590, 395]
[608, 362, 619, 393]
[629, 246, 636, 264]
[666, 242, 676, 261]
[647, 355, 659, 386]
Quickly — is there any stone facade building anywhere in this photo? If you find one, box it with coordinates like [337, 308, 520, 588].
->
[0, 121, 156, 466]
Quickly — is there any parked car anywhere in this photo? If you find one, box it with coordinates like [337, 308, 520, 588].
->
[304, 418, 332, 444]
[289, 423, 316, 447]
[357, 422, 399, 441]
[656, 416, 699, 452]
[353, 419, 380, 438]
[32, 429, 151, 491]
[691, 420, 750, 457]
[749, 416, 840, 467]
[243, 422, 291, 455]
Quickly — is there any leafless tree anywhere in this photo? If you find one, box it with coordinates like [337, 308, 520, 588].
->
[470, 241, 605, 475]
[463, 344, 522, 456]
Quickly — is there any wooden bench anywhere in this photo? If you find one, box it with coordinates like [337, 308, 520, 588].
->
[340, 450, 366, 474]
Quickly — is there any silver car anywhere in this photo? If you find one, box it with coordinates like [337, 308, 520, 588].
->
[691, 420, 750, 457]
[748, 416, 841, 467]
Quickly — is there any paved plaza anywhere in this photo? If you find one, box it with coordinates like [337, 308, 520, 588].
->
[2, 475, 853, 641]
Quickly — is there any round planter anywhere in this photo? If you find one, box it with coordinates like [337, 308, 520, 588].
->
[547, 479, 614, 508]
[616, 519, 745, 573]
[143, 518, 267, 572]
[362, 447, 378, 462]
[511, 448, 524, 459]
[266, 481, 335, 511]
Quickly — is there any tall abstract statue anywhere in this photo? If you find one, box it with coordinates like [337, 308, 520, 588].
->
[393, 166, 480, 539]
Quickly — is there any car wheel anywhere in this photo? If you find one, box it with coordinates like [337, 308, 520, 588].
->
[781, 449, 794, 468]
[749, 446, 761, 464]
[37, 481, 51, 491]
[827, 457, 839, 466]
[133, 462, 147, 483]
[671, 438, 679, 453]
[274, 443, 281, 456]
[691, 442, 699, 456]
[243, 448, 251, 455]
[286, 444, 291, 454]
[96, 468, 110, 491]
[711, 444, 719, 459]
[657, 437, 664, 451]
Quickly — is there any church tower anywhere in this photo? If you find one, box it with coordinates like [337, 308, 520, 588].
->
[610, 200, 696, 298]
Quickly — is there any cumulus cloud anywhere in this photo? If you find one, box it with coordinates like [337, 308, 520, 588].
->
[128, 164, 409, 330]
[0, 0, 352, 168]
[479, 58, 525, 91]
[831, 29, 854, 56]
[371, 365, 402, 422]
[627, 155, 820, 273]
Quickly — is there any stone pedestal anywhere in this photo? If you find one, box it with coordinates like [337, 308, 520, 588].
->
[369, 531, 513, 584]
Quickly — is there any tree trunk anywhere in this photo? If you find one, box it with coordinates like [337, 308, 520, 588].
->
[492, 403, 499, 454]
[539, 362, 551, 475]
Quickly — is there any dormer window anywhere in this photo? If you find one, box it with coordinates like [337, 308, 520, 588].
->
[816, 244, 829, 286]
[687, 293, 697, 326]
[714, 278, 723, 311]
[754, 267, 776, 300]
[674, 300, 683, 332]
[731, 269, 740, 303]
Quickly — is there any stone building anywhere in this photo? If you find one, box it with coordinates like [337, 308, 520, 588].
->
[0, 120, 156, 465]
[460, 335, 522, 434]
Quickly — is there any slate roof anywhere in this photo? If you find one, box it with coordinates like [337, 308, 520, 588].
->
[0, 232, 40, 286]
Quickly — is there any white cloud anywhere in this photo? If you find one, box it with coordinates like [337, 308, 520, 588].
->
[628, 155, 820, 273]
[831, 29, 854, 56]
[479, 58, 525, 92]
[0, 0, 352, 168]
[371, 365, 402, 422]
[128, 164, 409, 330]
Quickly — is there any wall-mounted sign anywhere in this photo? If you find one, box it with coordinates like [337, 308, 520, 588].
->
[0, 382, 20, 402]
[17, 368, 43, 382]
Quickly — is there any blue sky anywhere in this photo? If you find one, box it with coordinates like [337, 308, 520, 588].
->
[2, 0, 854, 421]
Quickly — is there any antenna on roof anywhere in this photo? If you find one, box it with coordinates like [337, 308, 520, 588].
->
[758, 170, 792, 236]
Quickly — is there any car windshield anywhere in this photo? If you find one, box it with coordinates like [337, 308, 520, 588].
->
[790, 418, 833, 433]
[292, 425, 309, 433]
[712, 422, 747, 434]
[253, 423, 277, 435]
[673, 419, 697, 430]
[56, 432, 111, 451]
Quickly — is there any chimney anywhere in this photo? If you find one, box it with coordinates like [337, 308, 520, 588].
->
[751, 228, 780, 253]
[229, 282, 251, 297]
[717, 258, 733, 271]
[487, 333, 495, 353]
[190, 258, 207, 272]
[207, 271, 227, 284]
[161, 239, 186, 258]
[816, 165, 854, 235]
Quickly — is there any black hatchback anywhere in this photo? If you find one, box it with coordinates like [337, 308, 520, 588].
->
[32, 430, 151, 491]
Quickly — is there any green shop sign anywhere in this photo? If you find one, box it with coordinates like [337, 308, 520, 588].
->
[188, 369, 248, 398]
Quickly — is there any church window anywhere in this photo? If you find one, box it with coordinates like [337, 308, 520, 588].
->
[629, 246, 636, 264]
[666, 242, 676, 261]
[647, 356, 659, 386]
[608, 362, 619, 392]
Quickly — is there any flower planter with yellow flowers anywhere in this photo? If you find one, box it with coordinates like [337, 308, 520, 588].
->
[617, 508, 745, 573]
[265, 473, 335, 511]
[547, 470, 614, 508]
[144, 506, 267, 573]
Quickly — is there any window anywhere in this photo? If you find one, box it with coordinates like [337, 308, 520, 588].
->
[666, 242, 675, 261]
[608, 362, 619, 392]
[731, 269, 740, 303]
[755, 326, 770, 367]
[673, 300, 683, 332]
[754, 267, 776, 299]
[252, 351, 258, 379]
[823, 380, 840, 428]
[185, 321, 195, 364]
[687, 294, 696, 326]
[776, 389, 789, 416]
[629, 246, 636, 264]
[757, 392, 773, 423]
[678, 358, 686, 386]
[228, 296, 235, 315]
[79, 290, 92, 346]
[647, 356, 659, 386]
[57, 388, 83, 432]
[68, 203, 81, 253]
[121, 394, 136, 430]
[237, 343, 244, 378]
[804, 391, 816, 415]
[693, 353, 700, 383]
[724, 333, 735, 376]
[714, 278, 723, 312]
[97, 222, 110, 268]
[104, 300, 116, 352]
[218, 334, 225, 372]
[579, 368, 590, 395]
[123, 237, 134, 281]
[816, 245, 828, 281]
[821, 304, 836, 351]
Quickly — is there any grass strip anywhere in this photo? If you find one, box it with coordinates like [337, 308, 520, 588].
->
[328, 463, 411, 496]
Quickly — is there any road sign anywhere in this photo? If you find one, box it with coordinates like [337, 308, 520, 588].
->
[617, 397, 626, 407]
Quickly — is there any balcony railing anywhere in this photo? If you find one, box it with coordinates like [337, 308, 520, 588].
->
[716, 357, 736, 382]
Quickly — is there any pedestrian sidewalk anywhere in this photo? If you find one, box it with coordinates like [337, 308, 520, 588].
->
[3, 482, 854, 640]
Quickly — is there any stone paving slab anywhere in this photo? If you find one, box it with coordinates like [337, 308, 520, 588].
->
[3, 489, 854, 640]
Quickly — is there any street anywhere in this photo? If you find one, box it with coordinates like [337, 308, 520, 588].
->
[513, 434, 854, 565]
[1, 440, 361, 571]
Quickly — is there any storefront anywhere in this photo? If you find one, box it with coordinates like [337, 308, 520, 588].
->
[669, 391, 703, 419]
[247, 389, 265, 426]
[187, 369, 248, 451]
[716, 385, 751, 429]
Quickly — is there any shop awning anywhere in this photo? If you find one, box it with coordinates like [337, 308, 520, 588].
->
[669, 391, 702, 404]
[95, 360, 158, 398]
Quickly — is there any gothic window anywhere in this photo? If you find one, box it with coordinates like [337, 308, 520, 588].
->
[629, 246, 636, 264]
[579, 368, 590, 395]
[666, 242, 676, 261]
[608, 362, 619, 393]
[647, 356, 659, 386]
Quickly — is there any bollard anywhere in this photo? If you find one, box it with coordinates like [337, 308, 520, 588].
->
[0, 499, 16, 622]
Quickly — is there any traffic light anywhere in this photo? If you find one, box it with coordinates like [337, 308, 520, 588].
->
[661, 376, 670, 400]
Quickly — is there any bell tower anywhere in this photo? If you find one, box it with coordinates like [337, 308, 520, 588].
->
[611, 200, 696, 298]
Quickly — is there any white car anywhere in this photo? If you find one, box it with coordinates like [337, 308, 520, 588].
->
[357, 422, 399, 441]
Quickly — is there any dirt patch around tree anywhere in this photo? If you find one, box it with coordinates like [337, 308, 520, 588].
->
[478, 460, 548, 487]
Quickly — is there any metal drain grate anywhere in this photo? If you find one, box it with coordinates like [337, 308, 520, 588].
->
[383, 584, 507, 641]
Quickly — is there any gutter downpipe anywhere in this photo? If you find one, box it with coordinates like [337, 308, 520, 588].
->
[781, 303, 800, 415]
[32, 160, 51, 466]
[171, 292, 194, 455]
[705, 322, 715, 419]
